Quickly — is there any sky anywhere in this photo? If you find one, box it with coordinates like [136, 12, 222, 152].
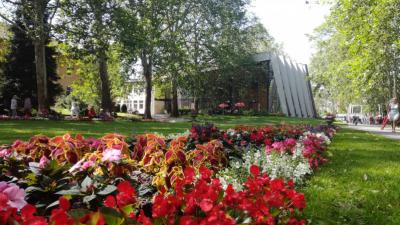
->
[250, 0, 331, 64]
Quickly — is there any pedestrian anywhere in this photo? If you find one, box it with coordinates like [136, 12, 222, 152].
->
[23, 96, 32, 118]
[71, 99, 80, 118]
[387, 97, 399, 132]
[87, 106, 96, 119]
[10, 95, 18, 118]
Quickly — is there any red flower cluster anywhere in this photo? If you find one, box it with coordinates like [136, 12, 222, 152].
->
[104, 181, 137, 209]
[149, 165, 306, 225]
[302, 134, 328, 168]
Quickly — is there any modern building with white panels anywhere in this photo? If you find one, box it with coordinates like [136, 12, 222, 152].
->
[253, 52, 317, 118]
[116, 52, 317, 118]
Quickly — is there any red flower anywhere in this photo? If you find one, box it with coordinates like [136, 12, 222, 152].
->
[199, 199, 214, 213]
[199, 166, 212, 180]
[116, 181, 136, 207]
[179, 216, 200, 225]
[21, 204, 36, 220]
[104, 195, 116, 208]
[137, 210, 152, 225]
[249, 165, 260, 177]
[292, 193, 306, 209]
[59, 197, 70, 211]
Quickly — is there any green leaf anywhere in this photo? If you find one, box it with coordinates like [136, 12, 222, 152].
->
[56, 189, 82, 196]
[100, 207, 125, 225]
[46, 200, 59, 210]
[83, 194, 97, 204]
[81, 176, 93, 192]
[69, 209, 90, 220]
[121, 204, 135, 216]
[97, 185, 117, 196]
[25, 186, 45, 193]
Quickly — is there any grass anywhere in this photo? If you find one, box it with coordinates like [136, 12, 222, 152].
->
[0, 115, 323, 144]
[303, 128, 400, 225]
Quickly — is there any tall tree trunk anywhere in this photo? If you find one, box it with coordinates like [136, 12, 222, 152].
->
[142, 51, 152, 119]
[171, 77, 179, 117]
[33, 0, 47, 113]
[98, 50, 112, 112]
[34, 38, 47, 113]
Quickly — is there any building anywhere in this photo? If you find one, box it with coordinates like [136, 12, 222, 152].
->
[117, 52, 317, 118]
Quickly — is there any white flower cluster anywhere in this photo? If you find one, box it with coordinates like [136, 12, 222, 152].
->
[217, 144, 312, 190]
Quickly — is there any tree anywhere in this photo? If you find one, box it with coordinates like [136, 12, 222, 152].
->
[0, 1, 62, 110]
[55, 43, 130, 109]
[117, 0, 170, 119]
[0, 0, 60, 113]
[310, 0, 400, 112]
[58, 0, 120, 112]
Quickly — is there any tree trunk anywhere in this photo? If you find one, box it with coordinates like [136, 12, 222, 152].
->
[98, 50, 112, 112]
[33, 0, 47, 114]
[194, 97, 199, 113]
[142, 51, 152, 119]
[171, 77, 179, 117]
[34, 38, 47, 113]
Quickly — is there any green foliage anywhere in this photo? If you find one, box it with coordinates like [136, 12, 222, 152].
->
[310, 0, 400, 112]
[0, 5, 62, 107]
[55, 43, 130, 108]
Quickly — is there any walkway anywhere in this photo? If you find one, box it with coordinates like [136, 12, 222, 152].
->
[347, 124, 400, 140]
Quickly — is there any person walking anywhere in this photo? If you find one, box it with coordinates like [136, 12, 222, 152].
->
[387, 97, 399, 132]
[10, 95, 18, 118]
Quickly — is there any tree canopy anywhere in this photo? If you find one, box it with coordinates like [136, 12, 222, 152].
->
[310, 0, 400, 113]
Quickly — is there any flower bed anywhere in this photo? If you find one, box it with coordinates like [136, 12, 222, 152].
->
[0, 124, 336, 224]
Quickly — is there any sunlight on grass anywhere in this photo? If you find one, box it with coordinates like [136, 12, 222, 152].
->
[302, 128, 400, 225]
[0, 115, 321, 144]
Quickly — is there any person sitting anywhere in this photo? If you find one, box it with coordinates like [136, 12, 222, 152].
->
[88, 106, 96, 119]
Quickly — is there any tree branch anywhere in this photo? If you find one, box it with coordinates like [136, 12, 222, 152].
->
[0, 12, 25, 33]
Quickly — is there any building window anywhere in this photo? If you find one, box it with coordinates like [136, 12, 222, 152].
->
[133, 100, 138, 110]
[139, 100, 144, 109]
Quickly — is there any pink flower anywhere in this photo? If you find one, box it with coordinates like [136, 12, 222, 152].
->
[39, 156, 49, 168]
[0, 148, 12, 158]
[102, 148, 122, 162]
[234, 102, 245, 108]
[284, 138, 297, 146]
[81, 161, 95, 170]
[218, 103, 229, 109]
[0, 182, 27, 210]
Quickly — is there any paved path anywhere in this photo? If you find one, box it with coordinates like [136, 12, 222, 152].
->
[347, 124, 400, 140]
[153, 114, 191, 123]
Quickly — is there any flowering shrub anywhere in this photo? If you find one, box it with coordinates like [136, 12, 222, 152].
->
[0, 124, 336, 224]
[234, 102, 245, 108]
[218, 145, 312, 190]
[150, 165, 306, 225]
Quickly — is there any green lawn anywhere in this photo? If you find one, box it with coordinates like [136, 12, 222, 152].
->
[303, 128, 400, 225]
[0, 115, 323, 144]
